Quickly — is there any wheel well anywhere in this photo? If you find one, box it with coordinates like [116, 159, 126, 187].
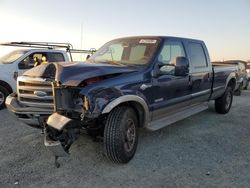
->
[0, 80, 13, 93]
[227, 78, 236, 90]
[113, 101, 146, 128]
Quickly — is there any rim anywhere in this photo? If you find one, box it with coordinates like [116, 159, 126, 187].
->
[0, 91, 5, 105]
[124, 119, 136, 153]
[225, 91, 232, 110]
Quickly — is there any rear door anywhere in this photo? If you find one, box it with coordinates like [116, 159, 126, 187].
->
[185, 41, 213, 103]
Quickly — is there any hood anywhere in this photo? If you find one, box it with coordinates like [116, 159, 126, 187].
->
[23, 61, 136, 86]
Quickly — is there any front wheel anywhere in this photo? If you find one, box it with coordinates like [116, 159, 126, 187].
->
[104, 106, 138, 163]
[215, 87, 233, 114]
[0, 86, 9, 110]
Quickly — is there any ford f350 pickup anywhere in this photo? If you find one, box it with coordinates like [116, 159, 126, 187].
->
[6, 36, 237, 164]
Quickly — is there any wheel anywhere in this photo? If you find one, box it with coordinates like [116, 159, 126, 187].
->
[0, 86, 9, 110]
[104, 106, 138, 163]
[215, 87, 233, 114]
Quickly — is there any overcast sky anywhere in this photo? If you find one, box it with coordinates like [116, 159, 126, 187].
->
[0, 0, 249, 61]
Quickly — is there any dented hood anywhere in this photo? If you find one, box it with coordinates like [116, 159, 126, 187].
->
[23, 61, 135, 86]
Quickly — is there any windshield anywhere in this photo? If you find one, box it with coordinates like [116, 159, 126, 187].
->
[0, 50, 26, 64]
[87, 37, 161, 67]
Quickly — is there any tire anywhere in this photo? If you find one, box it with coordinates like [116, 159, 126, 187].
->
[104, 106, 138, 164]
[215, 87, 233, 114]
[0, 86, 9, 110]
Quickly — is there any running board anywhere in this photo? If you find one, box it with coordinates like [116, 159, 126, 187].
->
[146, 103, 208, 131]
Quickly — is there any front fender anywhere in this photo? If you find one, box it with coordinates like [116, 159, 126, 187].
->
[79, 87, 123, 117]
[79, 86, 150, 127]
[102, 94, 150, 127]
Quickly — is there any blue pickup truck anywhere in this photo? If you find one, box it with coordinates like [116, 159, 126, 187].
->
[6, 36, 237, 164]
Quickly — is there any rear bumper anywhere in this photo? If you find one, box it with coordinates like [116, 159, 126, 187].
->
[5, 93, 53, 128]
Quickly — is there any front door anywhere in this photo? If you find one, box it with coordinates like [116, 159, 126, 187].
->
[151, 39, 192, 121]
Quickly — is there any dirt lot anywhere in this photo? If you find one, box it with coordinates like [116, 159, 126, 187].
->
[0, 90, 250, 188]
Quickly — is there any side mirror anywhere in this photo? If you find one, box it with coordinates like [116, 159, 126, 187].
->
[174, 57, 189, 76]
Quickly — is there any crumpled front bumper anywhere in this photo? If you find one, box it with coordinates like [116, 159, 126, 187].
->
[5, 93, 53, 128]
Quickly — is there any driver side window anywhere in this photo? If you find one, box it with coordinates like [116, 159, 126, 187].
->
[158, 41, 186, 65]
[19, 53, 43, 69]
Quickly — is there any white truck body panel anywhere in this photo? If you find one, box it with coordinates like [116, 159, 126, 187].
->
[0, 49, 70, 92]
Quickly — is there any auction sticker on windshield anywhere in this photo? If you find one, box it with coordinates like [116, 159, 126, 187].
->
[139, 39, 157, 44]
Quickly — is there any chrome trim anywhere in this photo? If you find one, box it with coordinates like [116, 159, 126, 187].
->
[147, 102, 208, 131]
[191, 89, 210, 97]
[102, 95, 150, 127]
[213, 86, 225, 91]
[47, 113, 72, 130]
[5, 95, 53, 115]
[17, 76, 53, 108]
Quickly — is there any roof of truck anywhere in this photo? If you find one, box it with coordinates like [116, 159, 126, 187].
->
[112, 36, 204, 43]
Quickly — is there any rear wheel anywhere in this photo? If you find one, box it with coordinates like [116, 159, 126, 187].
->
[104, 106, 138, 163]
[215, 87, 233, 114]
[0, 86, 9, 110]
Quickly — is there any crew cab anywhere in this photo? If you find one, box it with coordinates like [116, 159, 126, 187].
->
[6, 36, 237, 164]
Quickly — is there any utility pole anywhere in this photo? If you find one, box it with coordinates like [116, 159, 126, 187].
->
[80, 23, 83, 60]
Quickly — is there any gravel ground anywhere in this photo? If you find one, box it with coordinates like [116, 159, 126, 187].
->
[0, 90, 250, 188]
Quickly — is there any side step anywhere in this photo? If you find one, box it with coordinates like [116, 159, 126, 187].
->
[146, 103, 208, 131]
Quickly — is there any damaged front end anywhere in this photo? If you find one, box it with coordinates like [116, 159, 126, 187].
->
[44, 78, 117, 167]
[44, 82, 84, 166]
[45, 112, 80, 167]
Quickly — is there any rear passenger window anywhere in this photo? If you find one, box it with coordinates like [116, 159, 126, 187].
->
[188, 42, 207, 68]
[47, 53, 65, 62]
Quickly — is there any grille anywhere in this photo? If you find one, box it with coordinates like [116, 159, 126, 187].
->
[17, 76, 54, 108]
